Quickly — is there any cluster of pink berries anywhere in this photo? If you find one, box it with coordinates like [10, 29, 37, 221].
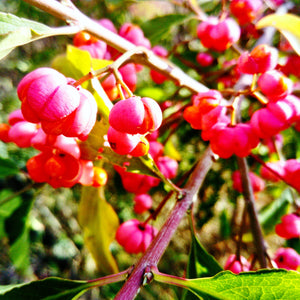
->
[0, 67, 114, 188]
[183, 89, 260, 158]
[225, 247, 300, 273]
[107, 95, 162, 156]
[114, 139, 178, 254]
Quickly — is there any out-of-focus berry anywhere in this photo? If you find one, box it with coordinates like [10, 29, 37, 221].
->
[116, 219, 157, 254]
[197, 17, 241, 52]
[134, 194, 153, 214]
[273, 247, 300, 270]
[232, 170, 265, 193]
[196, 52, 214, 67]
[275, 213, 300, 239]
[237, 44, 278, 74]
[230, 0, 263, 25]
[224, 254, 251, 274]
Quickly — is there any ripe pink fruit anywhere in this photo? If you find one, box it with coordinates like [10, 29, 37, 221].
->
[31, 128, 81, 159]
[230, 0, 263, 25]
[232, 170, 265, 193]
[197, 17, 241, 52]
[8, 121, 38, 148]
[156, 156, 178, 179]
[260, 161, 286, 182]
[275, 213, 300, 239]
[114, 165, 160, 194]
[208, 123, 259, 158]
[283, 159, 300, 193]
[273, 247, 300, 270]
[224, 254, 251, 274]
[119, 23, 151, 49]
[107, 127, 141, 155]
[116, 219, 158, 254]
[196, 52, 214, 67]
[8, 109, 25, 125]
[134, 194, 153, 214]
[281, 55, 300, 78]
[250, 100, 294, 139]
[17, 68, 97, 140]
[257, 70, 293, 101]
[109, 96, 162, 135]
[237, 44, 278, 74]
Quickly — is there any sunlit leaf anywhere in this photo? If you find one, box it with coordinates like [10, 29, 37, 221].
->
[154, 269, 300, 300]
[78, 186, 119, 275]
[256, 13, 300, 55]
[0, 13, 78, 60]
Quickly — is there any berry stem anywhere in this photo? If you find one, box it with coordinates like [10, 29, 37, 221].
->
[236, 156, 268, 268]
[87, 268, 130, 287]
[114, 147, 213, 300]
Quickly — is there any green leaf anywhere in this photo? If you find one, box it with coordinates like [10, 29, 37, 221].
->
[256, 13, 300, 55]
[78, 186, 119, 275]
[154, 269, 300, 300]
[259, 189, 293, 234]
[0, 277, 93, 300]
[183, 215, 223, 300]
[141, 14, 191, 44]
[0, 157, 20, 178]
[0, 13, 77, 60]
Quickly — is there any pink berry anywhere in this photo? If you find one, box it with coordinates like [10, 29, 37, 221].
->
[283, 159, 300, 193]
[260, 161, 286, 182]
[274, 247, 300, 270]
[109, 96, 162, 135]
[224, 254, 250, 274]
[156, 156, 178, 179]
[119, 23, 151, 49]
[107, 126, 141, 155]
[258, 70, 293, 101]
[134, 194, 153, 214]
[116, 219, 158, 254]
[17, 68, 97, 139]
[31, 128, 81, 159]
[196, 52, 214, 67]
[197, 17, 241, 52]
[275, 213, 300, 239]
[150, 46, 169, 84]
[232, 170, 265, 193]
[8, 121, 38, 148]
[78, 40, 107, 59]
[8, 109, 25, 125]
[281, 55, 300, 78]
[208, 123, 259, 158]
[114, 165, 160, 194]
[237, 44, 278, 74]
[230, 0, 263, 25]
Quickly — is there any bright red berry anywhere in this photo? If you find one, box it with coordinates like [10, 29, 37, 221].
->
[196, 52, 214, 67]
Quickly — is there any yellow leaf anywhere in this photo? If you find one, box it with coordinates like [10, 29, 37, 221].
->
[78, 186, 119, 275]
[256, 13, 300, 55]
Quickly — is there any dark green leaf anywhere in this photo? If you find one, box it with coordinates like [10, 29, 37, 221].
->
[0, 277, 93, 300]
[141, 14, 191, 44]
[0, 157, 19, 178]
